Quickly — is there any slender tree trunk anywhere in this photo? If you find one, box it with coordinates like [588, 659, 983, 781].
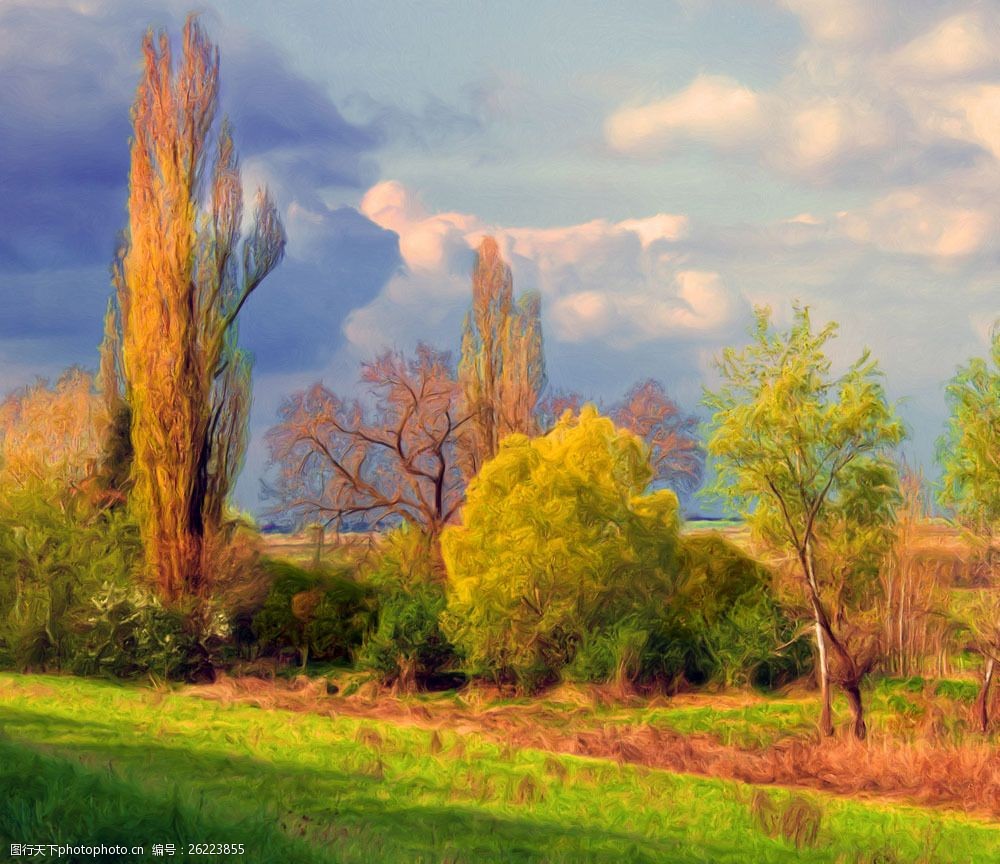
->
[395, 655, 417, 695]
[975, 657, 995, 733]
[816, 622, 834, 736]
[844, 681, 867, 740]
[801, 545, 834, 736]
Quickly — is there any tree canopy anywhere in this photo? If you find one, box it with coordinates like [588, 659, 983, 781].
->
[939, 322, 1000, 547]
[441, 405, 681, 692]
[704, 305, 903, 738]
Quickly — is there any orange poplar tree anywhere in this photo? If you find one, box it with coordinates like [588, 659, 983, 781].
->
[110, 16, 285, 604]
[457, 236, 545, 478]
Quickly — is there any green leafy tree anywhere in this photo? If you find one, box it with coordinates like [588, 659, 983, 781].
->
[677, 534, 810, 688]
[704, 306, 903, 739]
[939, 322, 999, 730]
[0, 481, 141, 673]
[252, 560, 371, 669]
[357, 525, 457, 692]
[441, 405, 681, 693]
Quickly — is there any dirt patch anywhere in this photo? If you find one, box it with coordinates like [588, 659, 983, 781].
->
[186, 675, 1000, 819]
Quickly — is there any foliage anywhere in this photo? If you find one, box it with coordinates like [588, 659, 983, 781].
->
[113, 15, 285, 603]
[442, 405, 682, 692]
[537, 380, 704, 497]
[458, 236, 546, 478]
[878, 469, 956, 678]
[704, 305, 903, 738]
[266, 345, 467, 541]
[610, 379, 705, 495]
[937, 322, 1000, 729]
[71, 583, 213, 682]
[357, 525, 457, 690]
[938, 321, 1000, 546]
[252, 559, 372, 667]
[0, 368, 104, 496]
[0, 482, 141, 672]
[676, 534, 811, 688]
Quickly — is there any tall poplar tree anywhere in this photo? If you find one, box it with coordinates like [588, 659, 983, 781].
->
[110, 16, 285, 604]
[457, 237, 545, 478]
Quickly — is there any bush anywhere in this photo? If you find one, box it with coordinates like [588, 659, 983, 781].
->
[71, 584, 214, 682]
[357, 526, 457, 691]
[673, 534, 811, 688]
[442, 406, 683, 693]
[252, 558, 372, 668]
[0, 483, 142, 672]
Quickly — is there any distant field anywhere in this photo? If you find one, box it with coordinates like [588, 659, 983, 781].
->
[2, 673, 998, 863]
[262, 519, 970, 551]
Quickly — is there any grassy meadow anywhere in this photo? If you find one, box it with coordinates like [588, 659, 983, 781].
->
[2, 672, 999, 864]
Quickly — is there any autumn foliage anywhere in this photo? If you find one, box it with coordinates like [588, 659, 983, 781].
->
[457, 237, 545, 478]
[113, 16, 284, 604]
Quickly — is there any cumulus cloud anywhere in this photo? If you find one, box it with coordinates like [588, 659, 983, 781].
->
[345, 181, 745, 363]
[839, 186, 995, 258]
[605, 3, 1000, 194]
[888, 12, 999, 82]
[606, 75, 767, 154]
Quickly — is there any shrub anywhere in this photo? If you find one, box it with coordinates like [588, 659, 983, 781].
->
[675, 534, 810, 688]
[252, 558, 372, 668]
[0, 483, 141, 672]
[442, 406, 683, 692]
[357, 526, 457, 691]
[71, 584, 213, 682]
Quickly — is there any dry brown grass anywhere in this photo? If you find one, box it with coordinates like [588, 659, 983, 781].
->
[750, 789, 822, 849]
[187, 674, 1000, 818]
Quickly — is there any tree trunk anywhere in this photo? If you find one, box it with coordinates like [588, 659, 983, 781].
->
[816, 622, 834, 736]
[394, 655, 417, 695]
[975, 657, 995, 733]
[844, 681, 867, 740]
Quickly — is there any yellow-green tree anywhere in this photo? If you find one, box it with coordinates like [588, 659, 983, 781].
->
[938, 322, 999, 730]
[442, 405, 681, 693]
[704, 306, 903, 739]
[457, 236, 545, 479]
[113, 17, 285, 604]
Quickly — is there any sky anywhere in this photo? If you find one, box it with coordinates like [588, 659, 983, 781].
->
[1, 0, 997, 514]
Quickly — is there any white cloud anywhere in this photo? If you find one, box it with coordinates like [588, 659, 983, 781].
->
[889, 12, 998, 81]
[782, 97, 893, 174]
[605, 4, 1000, 190]
[345, 181, 744, 356]
[605, 74, 767, 154]
[777, 0, 884, 47]
[839, 186, 994, 257]
[949, 84, 1000, 160]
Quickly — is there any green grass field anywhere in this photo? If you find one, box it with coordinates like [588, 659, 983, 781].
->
[1, 673, 998, 863]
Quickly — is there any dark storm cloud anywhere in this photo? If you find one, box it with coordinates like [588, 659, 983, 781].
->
[0, 1, 395, 382]
[240, 207, 402, 374]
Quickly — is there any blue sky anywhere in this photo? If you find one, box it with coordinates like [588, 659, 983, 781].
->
[1, 0, 997, 513]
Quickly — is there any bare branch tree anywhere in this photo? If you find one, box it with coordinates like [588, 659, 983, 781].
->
[266, 345, 469, 543]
